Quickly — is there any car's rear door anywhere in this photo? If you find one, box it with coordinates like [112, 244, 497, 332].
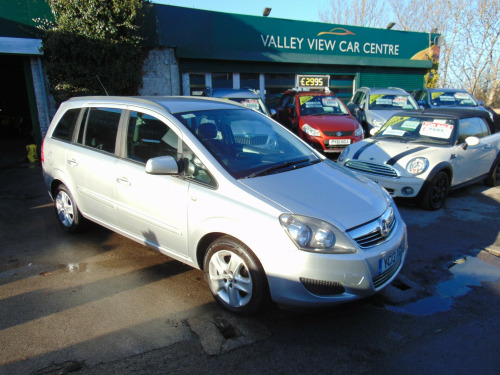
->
[66, 106, 123, 226]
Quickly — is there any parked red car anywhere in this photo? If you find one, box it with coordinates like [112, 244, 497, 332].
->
[273, 88, 364, 154]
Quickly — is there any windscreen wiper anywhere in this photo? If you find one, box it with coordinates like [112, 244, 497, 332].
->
[246, 158, 317, 178]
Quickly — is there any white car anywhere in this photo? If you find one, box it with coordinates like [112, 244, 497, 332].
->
[338, 109, 500, 210]
[42, 96, 407, 314]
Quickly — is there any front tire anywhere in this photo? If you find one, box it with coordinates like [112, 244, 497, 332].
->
[203, 236, 268, 315]
[419, 171, 450, 210]
[54, 184, 84, 232]
[485, 158, 500, 187]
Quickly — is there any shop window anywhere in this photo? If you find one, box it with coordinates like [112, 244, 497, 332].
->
[264, 73, 294, 110]
[240, 73, 259, 90]
[329, 75, 355, 103]
[212, 73, 232, 88]
[189, 73, 205, 96]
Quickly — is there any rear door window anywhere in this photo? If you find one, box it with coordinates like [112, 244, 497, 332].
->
[77, 107, 121, 153]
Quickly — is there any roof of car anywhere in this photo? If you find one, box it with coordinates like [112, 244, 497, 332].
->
[65, 95, 246, 114]
[424, 88, 469, 92]
[360, 87, 409, 95]
[285, 89, 336, 96]
[210, 88, 260, 98]
[393, 108, 497, 132]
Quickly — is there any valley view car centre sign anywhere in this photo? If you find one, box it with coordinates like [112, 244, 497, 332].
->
[260, 30, 401, 56]
[155, 5, 437, 69]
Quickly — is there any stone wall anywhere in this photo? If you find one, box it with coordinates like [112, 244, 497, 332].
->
[139, 48, 181, 96]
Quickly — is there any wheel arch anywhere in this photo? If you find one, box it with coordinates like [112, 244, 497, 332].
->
[196, 232, 225, 270]
[487, 151, 500, 176]
[418, 161, 453, 199]
[484, 151, 500, 187]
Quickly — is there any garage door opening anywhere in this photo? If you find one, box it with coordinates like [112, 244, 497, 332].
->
[0, 55, 35, 166]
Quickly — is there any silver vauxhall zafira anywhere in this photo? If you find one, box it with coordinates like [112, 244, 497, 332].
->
[42, 96, 407, 314]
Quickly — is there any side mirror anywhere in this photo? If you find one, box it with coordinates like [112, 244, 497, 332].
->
[478, 100, 485, 106]
[370, 128, 379, 136]
[462, 136, 480, 150]
[146, 155, 179, 175]
[269, 108, 276, 117]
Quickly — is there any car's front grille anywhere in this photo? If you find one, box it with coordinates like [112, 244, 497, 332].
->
[348, 207, 397, 249]
[300, 277, 345, 296]
[345, 160, 399, 177]
[372, 252, 402, 288]
[324, 130, 353, 137]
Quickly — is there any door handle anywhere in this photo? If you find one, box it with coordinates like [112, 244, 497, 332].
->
[116, 177, 131, 186]
[67, 159, 78, 167]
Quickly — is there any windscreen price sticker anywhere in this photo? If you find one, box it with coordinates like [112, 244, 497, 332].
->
[241, 99, 259, 110]
[420, 122, 454, 139]
[296, 75, 330, 88]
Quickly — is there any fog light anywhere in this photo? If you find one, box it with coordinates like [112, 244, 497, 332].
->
[402, 187, 414, 196]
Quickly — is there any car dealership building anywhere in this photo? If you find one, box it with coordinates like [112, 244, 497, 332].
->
[0, 1, 438, 146]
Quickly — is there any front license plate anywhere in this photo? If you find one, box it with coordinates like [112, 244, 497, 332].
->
[328, 139, 351, 145]
[379, 244, 405, 274]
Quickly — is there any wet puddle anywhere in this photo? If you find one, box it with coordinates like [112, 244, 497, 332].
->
[390, 256, 500, 316]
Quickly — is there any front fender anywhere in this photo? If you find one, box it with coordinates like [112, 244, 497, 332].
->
[417, 161, 453, 199]
[191, 214, 290, 271]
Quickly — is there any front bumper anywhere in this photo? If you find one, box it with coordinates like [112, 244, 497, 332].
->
[359, 174, 424, 198]
[263, 212, 408, 308]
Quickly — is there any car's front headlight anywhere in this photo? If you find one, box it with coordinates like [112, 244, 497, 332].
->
[371, 119, 386, 128]
[406, 157, 429, 175]
[338, 146, 350, 163]
[302, 124, 321, 137]
[280, 214, 356, 254]
[354, 123, 364, 137]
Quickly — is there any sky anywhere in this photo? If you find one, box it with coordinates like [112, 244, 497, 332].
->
[153, 0, 329, 23]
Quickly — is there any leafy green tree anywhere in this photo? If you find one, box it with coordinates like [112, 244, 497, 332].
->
[41, 0, 150, 104]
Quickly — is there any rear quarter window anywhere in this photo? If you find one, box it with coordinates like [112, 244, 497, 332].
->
[52, 108, 81, 141]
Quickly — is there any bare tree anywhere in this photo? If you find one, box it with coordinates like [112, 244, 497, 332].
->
[319, 0, 500, 107]
[434, 0, 500, 106]
[318, 0, 388, 28]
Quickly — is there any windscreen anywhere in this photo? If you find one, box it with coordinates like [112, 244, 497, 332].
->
[430, 91, 478, 107]
[174, 108, 321, 179]
[298, 95, 349, 116]
[374, 115, 456, 145]
[368, 94, 418, 110]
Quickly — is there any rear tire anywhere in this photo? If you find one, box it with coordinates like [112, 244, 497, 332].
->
[203, 236, 269, 315]
[54, 184, 84, 232]
[419, 171, 449, 210]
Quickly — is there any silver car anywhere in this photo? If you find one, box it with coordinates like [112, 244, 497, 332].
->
[42, 96, 407, 314]
[347, 87, 419, 133]
[207, 88, 273, 117]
